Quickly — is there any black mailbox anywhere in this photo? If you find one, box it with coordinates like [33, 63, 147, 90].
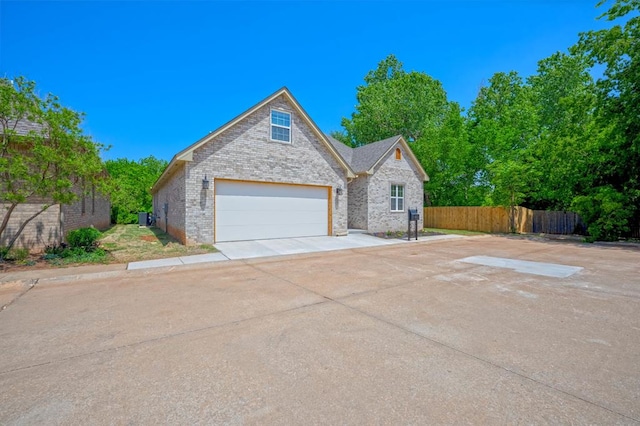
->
[408, 208, 419, 240]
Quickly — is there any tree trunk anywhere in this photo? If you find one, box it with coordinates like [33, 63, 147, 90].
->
[0, 203, 18, 241]
[3, 204, 51, 252]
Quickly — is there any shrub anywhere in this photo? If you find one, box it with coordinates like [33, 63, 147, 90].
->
[67, 227, 102, 250]
[0, 248, 29, 261]
[572, 186, 633, 242]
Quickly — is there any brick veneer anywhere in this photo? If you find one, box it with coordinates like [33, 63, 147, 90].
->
[154, 94, 348, 245]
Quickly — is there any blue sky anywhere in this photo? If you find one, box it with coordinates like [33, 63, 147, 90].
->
[1, 1, 612, 162]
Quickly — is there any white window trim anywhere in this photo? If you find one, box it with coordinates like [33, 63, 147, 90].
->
[390, 183, 405, 212]
[270, 108, 292, 144]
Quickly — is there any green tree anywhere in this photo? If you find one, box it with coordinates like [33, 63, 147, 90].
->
[570, 0, 640, 240]
[526, 52, 598, 210]
[0, 77, 106, 252]
[341, 55, 479, 206]
[467, 71, 540, 209]
[415, 102, 485, 206]
[341, 55, 449, 146]
[105, 156, 167, 224]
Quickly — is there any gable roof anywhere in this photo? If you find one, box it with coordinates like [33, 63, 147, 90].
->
[152, 88, 356, 193]
[326, 134, 429, 181]
[326, 135, 352, 165]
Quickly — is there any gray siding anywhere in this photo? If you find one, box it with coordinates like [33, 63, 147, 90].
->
[366, 144, 424, 233]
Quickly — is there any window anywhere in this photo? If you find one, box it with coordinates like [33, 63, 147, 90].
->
[390, 184, 404, 212]
[395, 148, 402, 160]
[271, 110, 291, 143]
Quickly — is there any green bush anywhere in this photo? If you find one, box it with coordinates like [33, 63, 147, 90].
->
[571, 186, 633, 242]
[67, 227, 102, 250]
[0, 247, 29, 261]
[43, 246, 108, 265]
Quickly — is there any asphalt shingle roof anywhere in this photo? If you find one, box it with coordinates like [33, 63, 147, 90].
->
[4, 118, 47, 136]
[326, 135, 353, 165]
[326, 134, 401, 173]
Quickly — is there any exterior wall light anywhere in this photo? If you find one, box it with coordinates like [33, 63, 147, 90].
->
[336, 185, 343, 195]
[202, 175, 210, 190]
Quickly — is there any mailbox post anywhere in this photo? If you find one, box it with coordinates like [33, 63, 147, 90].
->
[408, 208, 420, 241]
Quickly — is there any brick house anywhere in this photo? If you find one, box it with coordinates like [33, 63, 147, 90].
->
[151, 87, 427, 244]
[0, 120, 111, 251]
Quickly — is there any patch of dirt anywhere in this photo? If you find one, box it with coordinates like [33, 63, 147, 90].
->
[140, 235, 158, 242]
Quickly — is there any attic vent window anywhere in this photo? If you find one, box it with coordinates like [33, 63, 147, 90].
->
[395, 148, 402, 160]
[271, 110, 291, 143]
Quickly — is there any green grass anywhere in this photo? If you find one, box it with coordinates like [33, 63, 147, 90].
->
[44, 248, 110, 266]
[423, 227, 487, 236]
[99, 224, 217, 263]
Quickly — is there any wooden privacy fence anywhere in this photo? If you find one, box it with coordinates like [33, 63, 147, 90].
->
[532, 210, 585, 235]
[423, 206, 532, 234]
[423, 206, 585, 234]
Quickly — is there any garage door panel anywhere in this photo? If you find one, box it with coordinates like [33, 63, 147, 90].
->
[215, 180, 329, 242]
[216, 181, 327, 198]
[216, 209, 327, 227]
[216, 223, 327, 242]
[217, 195, 326, 212]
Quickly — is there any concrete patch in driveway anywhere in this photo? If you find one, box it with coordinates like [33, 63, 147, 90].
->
[458, 255, 583, 278]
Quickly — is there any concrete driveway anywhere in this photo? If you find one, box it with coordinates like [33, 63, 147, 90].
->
[1, 236, 638, 424]
[214, 231, 462, 260]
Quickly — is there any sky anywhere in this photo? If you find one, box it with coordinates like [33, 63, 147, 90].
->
[0, 0, 614, 162]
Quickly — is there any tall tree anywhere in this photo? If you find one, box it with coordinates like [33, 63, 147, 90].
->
[570, 0, 640, 240]
[526, 52, 598, 210]
[105, 156, 167, 224]
[341, 55, 449, 146]
[341, 55, 479, 206]
[467, 71, 540, 209]
[0, 77, 106, 252]
[415, 102, 485, 206]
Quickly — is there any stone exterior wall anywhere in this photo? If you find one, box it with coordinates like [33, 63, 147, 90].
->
[0, 203, 61, 251]
[347, 175, 368, 230]
[366, 144, 425, 233]
[153, 165, 186, 243]
[183, 94, 348, 244]
[60, 187, 111, 238]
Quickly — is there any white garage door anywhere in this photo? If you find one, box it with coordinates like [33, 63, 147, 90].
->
[215, 180, 330, 242]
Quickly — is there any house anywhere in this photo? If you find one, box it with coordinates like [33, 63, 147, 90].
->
[151, 87, 427, 244]
[326, 135, 428, 233]
[0, 120, 111, 251]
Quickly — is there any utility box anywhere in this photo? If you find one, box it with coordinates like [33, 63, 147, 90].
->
[138, 212, 149, 226]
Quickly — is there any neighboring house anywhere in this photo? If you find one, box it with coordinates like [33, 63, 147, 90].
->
[151, 87, 428, 245]
[0, 119, 111, 251]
